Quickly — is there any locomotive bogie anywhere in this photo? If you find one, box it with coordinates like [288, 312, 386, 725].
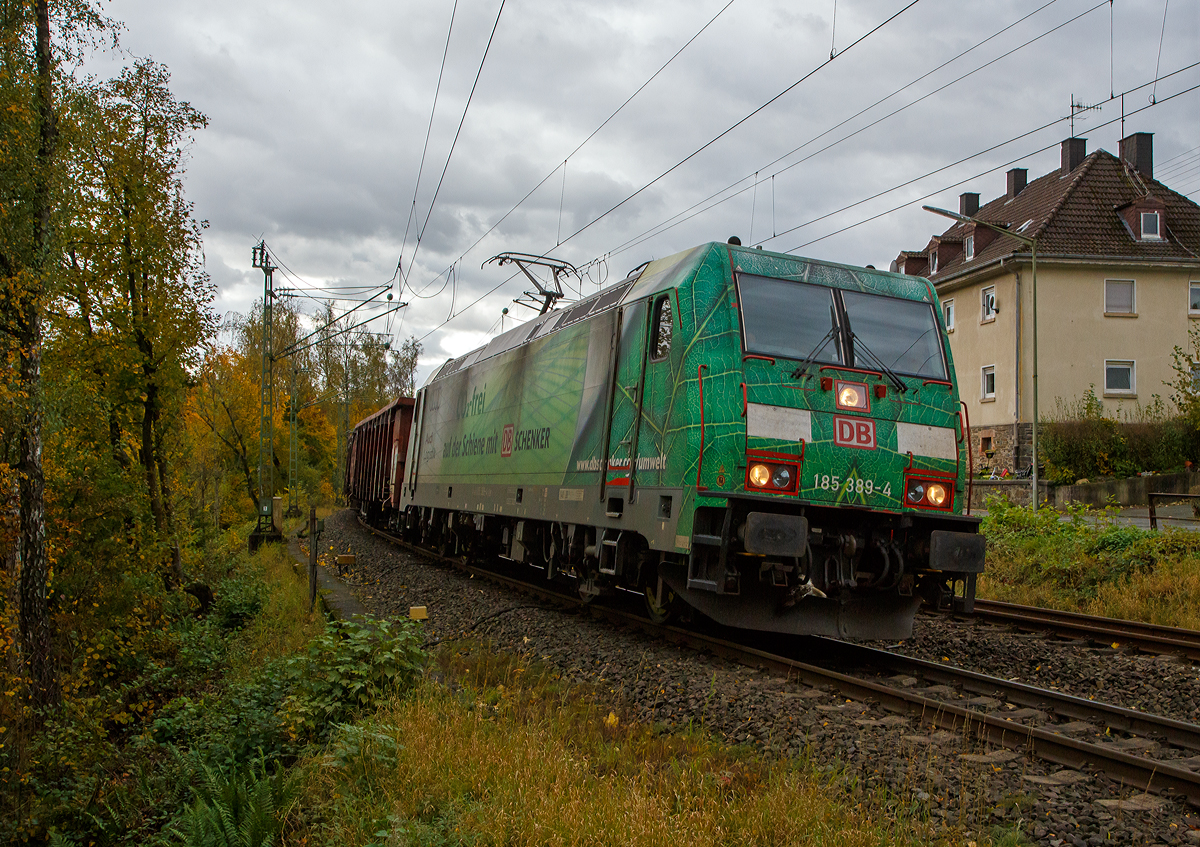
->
[347, 242, 985, 639]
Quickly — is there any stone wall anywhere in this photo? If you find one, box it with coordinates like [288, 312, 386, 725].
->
[967, 471, 1200, 511]
[967, 422, 1036, 477]
[1048, 471, 1200, 509]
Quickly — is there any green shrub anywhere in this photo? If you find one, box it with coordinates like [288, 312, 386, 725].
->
[282, 617, 426, 742]
[980, 499, 1200, 606]
[1040, 388, 1194, 482]
[214, 575, 264, 631]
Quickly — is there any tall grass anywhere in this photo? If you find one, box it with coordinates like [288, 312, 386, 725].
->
[979, 497, 1200, 627]
[290, 645, 947, 847]
[225, 542, 324, 680]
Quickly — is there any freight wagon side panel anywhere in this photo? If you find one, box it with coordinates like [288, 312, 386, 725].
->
[388, 398, 416, 509]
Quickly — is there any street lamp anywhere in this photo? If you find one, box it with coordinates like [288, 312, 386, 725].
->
[922, 205, 1040, 509]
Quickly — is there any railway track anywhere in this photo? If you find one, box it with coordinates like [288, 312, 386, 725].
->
[969, 598, 1200, 663]
[356, 518, 1200, 807]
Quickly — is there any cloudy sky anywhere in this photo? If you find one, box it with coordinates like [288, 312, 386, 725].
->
[93, 0, 1199, 379]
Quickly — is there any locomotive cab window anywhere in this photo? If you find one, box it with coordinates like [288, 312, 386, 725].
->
[650, 293, 673, 361]
[737, 274, 842, 365]
[737, 273, 946, 380]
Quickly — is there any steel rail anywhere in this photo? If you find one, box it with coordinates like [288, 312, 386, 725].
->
[808, 637, 1200, 752]
[970, 598, 1200, 662]
[355, 517, 1200, 806]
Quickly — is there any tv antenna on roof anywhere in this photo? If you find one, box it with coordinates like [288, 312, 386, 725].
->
[1069, 94, 1102, 137]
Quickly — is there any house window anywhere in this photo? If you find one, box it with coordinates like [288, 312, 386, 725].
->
[964, 234, 974, 261]
[1189, 281, 1200, 315]
[929, 250, 938, 274]
[981, 286, 996, 322]
[1141, 211, 1161, 240]
[1104, 279, 1135, 315]
[1104, 360, 1135, 394]
[981, 365, 995, 400]
[942, 299, 955, 331]
[1192, 364, 1200, 391]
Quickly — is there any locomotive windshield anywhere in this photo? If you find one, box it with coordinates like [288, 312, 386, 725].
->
[738, 275, 843, 365]
[841, 290, 947, 380]
[737, 274, 946, 380]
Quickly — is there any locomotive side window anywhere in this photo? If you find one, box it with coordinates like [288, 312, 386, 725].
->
[737, 274, 842, 364]
[650, 294, 673, 361]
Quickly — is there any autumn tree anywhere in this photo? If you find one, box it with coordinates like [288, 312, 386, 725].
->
[56, 59, 214, 547]
[0, 0, 110, 709]
[388, 335, 422, 398]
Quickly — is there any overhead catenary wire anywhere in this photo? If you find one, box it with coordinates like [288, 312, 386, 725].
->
[551, 0, 926, 250]
[1151, 0, 1169, 104]
[410, 74, 1198, 361]
[400, 0, 460, 270]
[784, 75, 1200, 254]
[404, 0, 508, 289]
[602, 0, 1090, 261]
[407, 0, 1084, 348]
[409, 0, 742, 298]
[402, 6, 1197, 357]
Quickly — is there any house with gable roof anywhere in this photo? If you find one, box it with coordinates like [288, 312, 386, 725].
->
[892, 133, 1200, 475]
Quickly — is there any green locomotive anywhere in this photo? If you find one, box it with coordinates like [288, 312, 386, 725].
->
[381, 241, 984, 639]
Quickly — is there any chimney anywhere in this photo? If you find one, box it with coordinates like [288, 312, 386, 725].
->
[959, 192, 979, 217]
[1061, 137, 1087, 174]
[1007, 168, 1027, 198]
[1120, 132, 1154, 180]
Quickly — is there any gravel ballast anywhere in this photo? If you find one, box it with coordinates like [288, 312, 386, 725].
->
[317, 508, 1200, 846]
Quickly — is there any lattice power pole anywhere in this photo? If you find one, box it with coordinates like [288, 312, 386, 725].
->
[251, 241, 281, 547]
[286, 364, 305, 517]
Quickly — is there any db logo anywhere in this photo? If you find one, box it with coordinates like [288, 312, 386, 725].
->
[833, 416, 876, 450]
[500, 424, 514, 457]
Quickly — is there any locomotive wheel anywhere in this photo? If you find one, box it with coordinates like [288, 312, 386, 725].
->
[643, 578, 676, 625]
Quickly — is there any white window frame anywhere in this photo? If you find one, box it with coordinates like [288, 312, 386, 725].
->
[1141, 211, 1161, 240]
[930, 249, 938, 274]
[981, 365, 996, 400]
[942, 299, 955, 332]
[964, 234, 974, 261]
[1192, 363, 1200, 392]
[1104, 359, 1135, 395]
[1189, 281, 1200, 317]
[981, 285, 996, 322]
[1103, 278, 1136, 316]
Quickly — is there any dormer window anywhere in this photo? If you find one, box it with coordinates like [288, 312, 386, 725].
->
[964, 234, 975, 261]
[930, 250, 938, 274]
[1141, 211, 1161, 240]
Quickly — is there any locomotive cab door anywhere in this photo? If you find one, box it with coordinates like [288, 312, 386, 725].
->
[603, 299, 650, 508]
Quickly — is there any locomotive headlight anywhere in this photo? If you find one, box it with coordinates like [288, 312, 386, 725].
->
[835, 380, 869, 411]
[906, 481, 925, 504]
[771, 465, 793, 489]
[925, 483, 947, 506]
[749, 463, 772, 487]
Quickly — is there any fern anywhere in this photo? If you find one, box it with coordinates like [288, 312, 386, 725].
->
[171, 757, 298, 847]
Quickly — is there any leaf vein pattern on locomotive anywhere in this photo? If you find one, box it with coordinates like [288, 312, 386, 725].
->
[345, 242, 985, 640]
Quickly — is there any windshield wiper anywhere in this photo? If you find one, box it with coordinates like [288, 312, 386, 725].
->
[850, 332, 907, 393]
[789, 323, 840, 382]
